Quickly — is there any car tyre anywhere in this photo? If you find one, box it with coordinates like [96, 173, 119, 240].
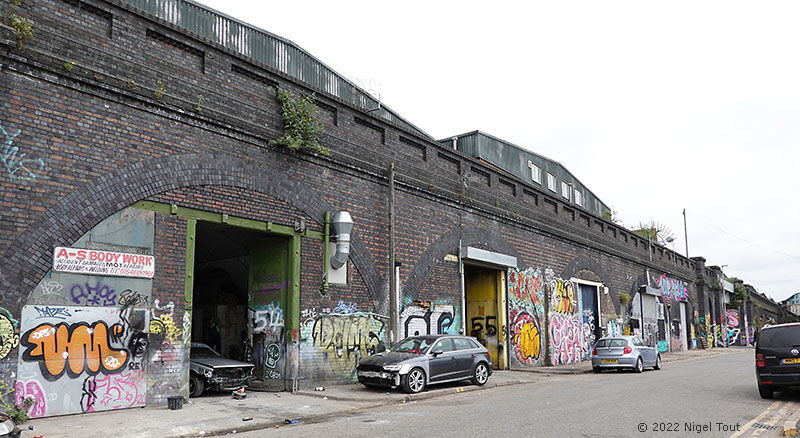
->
[653, 355, 662, 370]
[593, 367, 602, 373]
[402, 368, 426, 394]
[758, 385, 774, 399]
[471, 362, 490, 386]
[189, 374, 205, 398]
[634, 357, 643, 373]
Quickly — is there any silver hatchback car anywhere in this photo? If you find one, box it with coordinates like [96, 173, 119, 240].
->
[591, 335, 662, 373]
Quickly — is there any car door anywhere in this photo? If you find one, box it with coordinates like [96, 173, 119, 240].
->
[452, 338, 479, 378]
[634, 337, 654, 365]
[428, 338, 458, 382]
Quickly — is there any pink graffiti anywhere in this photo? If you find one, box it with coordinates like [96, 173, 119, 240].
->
[549, 313, 583, 365]
[15, 380, 47, 418]
[726, 310, 739, 327]
[82, 370, 145, 412]
[654, 274, 688, 301]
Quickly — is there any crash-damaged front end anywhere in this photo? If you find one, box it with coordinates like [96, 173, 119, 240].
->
[355, 352, 424, 389]
[192, 362, 254, 391]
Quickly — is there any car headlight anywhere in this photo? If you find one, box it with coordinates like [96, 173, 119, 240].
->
[383, 365, 402, 371]
[203, 368, 213, 378]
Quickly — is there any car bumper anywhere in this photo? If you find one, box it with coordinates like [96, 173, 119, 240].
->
[357, 370, 401, 387]
[208, 376, 254, 391]
[592, 357, 638, 368]
[756, 372, 800, 387]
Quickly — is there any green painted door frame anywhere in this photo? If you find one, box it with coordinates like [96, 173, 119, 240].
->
[132, 200, 321, 345]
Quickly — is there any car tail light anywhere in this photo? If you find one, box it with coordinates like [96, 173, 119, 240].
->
[756, 353, 766, 367]
[623, 346, 632, 354]
[761, 381, 773, 384]
[592, 348, 597, 355]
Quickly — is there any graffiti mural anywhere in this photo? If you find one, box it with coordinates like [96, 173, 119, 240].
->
[0, 307, 20, 360]
[15, 380, 47, 418]
[549, 279, 583, 365]
[17, 305, 148, 417]
[653, 274, 689, 301]
[400, 302, 455, 339]
[0, 125, 46, 181]
[300, 308, 388, 382]
[507, 268, 545, 367]
[69, 281, 118, 306]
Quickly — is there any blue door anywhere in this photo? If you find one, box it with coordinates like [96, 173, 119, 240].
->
[579, 284, 600, 360]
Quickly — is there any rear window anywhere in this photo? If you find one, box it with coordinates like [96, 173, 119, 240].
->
[609, 339, 628, 347]
[758, 326, 800, 348]
[596, 339, 609, 347]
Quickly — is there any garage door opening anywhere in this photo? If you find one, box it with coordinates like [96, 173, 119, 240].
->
[192, 221, 290, 391]
[464, 265, 506, 369]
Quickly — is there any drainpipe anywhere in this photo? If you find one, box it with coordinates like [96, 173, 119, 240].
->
[322, 211, 330, 295]
[388, 163, 398, 343]
[451, 136, 458, 151]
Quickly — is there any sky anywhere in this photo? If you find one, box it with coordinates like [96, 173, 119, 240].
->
[198, 0, 800, 301]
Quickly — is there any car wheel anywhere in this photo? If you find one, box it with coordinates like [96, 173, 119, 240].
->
[593, 367, 602, 373]
[653, 354, 662, 370]
[402, 368, 426, 394]
[758, 385, 774, 399]
[189, 374, 205, 398]
[634, 357, 643, 373]
[471, 362, 490, 386]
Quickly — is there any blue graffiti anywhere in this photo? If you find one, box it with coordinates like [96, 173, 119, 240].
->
[0, 126, 45, 181]
[34, 306, 72, 320]
[70, 282, 117, 306]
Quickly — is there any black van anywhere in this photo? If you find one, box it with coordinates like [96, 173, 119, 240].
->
[755, 323, 800, 399]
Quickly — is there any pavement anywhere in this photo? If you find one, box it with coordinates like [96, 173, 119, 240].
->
[24, 346, 749, 438]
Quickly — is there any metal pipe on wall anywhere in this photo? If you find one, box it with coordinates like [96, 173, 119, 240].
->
[388, 163, 398, 343]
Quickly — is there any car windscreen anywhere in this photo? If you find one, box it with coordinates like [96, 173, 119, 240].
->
[391, 337, 436, 354]
[758, 326, 800, 348]
[191, 346, 221, 358]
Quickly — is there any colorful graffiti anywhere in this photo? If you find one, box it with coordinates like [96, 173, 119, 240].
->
[508, 268, 545, 367]
[549, 312, 583, 365]
[0, 125, 45, 181]
[726, 309, 739, 327]
[0, 307, 20, 360]
[653, 274, 688, 301]
[552, 279, 577, 314]
[17, 305, 148, 417]
[400, 302, 455, 338]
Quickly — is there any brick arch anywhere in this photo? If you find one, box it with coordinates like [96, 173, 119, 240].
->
[562, 254, 615, 312]
[403, 225, 519, 300]
[0, 153, 384, 311]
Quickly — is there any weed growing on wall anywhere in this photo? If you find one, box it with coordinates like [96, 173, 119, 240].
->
[153, 80, 166, 100]
[271, 88, 331, 156]
[2, 0, 33, 51]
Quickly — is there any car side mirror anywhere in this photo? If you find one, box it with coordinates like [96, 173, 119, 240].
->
[431, 349, 443, 356]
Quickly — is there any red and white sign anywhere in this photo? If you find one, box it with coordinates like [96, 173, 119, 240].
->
[52, 247, 155, 279]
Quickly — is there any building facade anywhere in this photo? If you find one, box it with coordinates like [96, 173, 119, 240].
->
[0, 0, 720, 419]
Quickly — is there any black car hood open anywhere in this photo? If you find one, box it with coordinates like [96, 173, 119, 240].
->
[359, 351, 422, 366]
[191, 357, 254, 369]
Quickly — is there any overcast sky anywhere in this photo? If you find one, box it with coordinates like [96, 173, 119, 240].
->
[198, 0, 800, 301]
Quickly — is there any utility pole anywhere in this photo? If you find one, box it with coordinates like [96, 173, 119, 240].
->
[388, 163, 398, 344]
[683, 208, 689, 258]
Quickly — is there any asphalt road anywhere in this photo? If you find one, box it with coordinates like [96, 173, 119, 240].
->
[247, 350, 798, 437]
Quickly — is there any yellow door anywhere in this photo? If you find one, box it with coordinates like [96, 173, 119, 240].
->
[466, 270, 500, 367]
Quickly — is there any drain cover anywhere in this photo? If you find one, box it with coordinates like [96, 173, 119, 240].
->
[753, 422, 779, 431]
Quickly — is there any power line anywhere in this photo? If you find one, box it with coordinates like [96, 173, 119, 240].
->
[686, 212, 800, 261]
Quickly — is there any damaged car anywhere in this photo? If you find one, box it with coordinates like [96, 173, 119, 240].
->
[356, 335, 492, 394]
[189, 342, 254, 397]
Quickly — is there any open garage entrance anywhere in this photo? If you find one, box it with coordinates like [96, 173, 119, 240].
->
[464, 265, 506, 369]
[192, 221, 290, 391]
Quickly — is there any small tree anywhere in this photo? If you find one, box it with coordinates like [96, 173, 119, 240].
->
[633, 219, 675, 245]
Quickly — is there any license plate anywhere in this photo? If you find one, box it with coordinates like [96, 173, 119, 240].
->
[602, 359, 618, 363]
[782, 358, 800, 365]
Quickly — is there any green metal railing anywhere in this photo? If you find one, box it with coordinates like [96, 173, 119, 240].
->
[118, 0, 430, 139]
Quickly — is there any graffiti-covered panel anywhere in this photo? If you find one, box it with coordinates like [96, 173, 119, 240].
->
[550, 278, 583, 365]
[507, 268, 545, 368]
[17, 305, 148, 418]
[400, 299, 458, 339]
[300, 301, 388, 382]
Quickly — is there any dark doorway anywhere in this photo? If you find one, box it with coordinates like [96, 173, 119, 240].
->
[193, 222, 290, 391]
